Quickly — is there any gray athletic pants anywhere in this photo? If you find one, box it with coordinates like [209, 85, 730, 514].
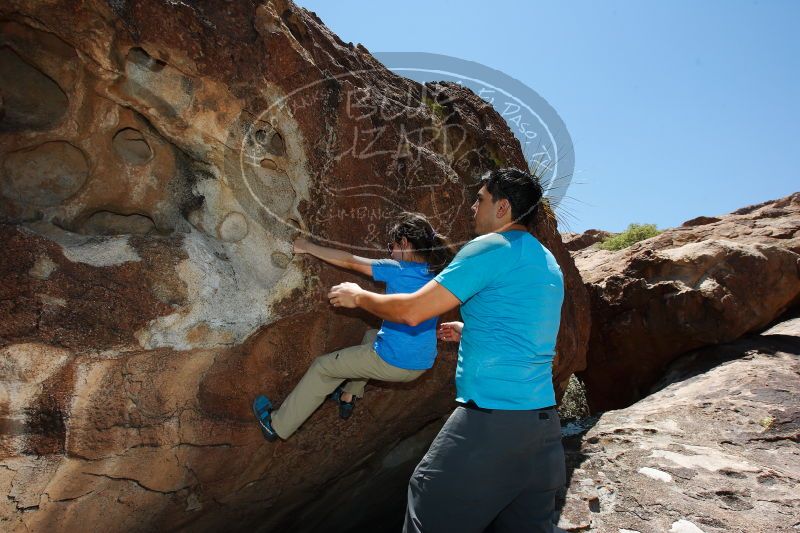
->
[403, 404, 565, 533]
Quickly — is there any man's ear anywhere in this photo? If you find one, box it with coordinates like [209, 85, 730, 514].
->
[496, 199, 512, 219]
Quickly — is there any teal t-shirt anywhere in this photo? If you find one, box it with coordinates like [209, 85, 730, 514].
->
[433, 230, 564, 409]
[372, 259, 438, 370]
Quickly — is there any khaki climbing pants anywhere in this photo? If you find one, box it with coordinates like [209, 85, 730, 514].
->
[271, 329, 425, 439]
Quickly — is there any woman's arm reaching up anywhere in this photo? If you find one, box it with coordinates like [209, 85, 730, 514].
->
[293, 237, 375, 276]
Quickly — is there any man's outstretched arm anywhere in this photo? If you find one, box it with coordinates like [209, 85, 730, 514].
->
[327, 279, 460, 326]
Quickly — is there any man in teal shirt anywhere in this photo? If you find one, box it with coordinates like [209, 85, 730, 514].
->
[329, 168, 566, 532]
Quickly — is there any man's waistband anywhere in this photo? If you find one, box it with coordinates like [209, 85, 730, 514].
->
[456, 400, 556, 415]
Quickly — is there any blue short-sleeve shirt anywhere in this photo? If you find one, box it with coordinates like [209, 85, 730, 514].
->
[371, 259, 438, 370]
[434, 230, 564, 409]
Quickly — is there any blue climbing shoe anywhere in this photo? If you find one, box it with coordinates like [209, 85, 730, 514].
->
[330, 385, 356, 420]
[252, 395, 278, 442]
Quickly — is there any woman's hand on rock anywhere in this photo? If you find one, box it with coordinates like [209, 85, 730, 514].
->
[293, 237, 311, 254]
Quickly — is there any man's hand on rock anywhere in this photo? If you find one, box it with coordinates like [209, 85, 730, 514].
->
[328, 282, 364, 308]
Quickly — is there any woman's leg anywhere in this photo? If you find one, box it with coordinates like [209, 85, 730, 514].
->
[270, 343, 366, 439]
[341, 329, 379, 399]
[270, 330, 422, 439]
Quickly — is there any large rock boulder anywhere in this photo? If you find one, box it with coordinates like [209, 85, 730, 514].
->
[561, 229, 611, 251]
[575, 194, 800, 410]
[0, 1, 589, 531]
[559, 315, 800, 532]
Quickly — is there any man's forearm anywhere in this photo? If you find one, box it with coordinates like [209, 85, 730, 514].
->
[355, 291, 415, 325]
[329, 279, 459, 327]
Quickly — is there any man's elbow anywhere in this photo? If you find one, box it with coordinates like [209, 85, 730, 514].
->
[393, 296, 430, 327]
[402, 315, 420, 327]
[400, 309, 425, 327]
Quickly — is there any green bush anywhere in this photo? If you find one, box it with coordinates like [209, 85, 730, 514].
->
[423, 97, 446, 121]
[558, 374, 590, 420]
[599, 223, 661, 251]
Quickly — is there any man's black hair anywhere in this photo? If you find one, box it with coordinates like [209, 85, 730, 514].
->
[479, 168, 544, 227]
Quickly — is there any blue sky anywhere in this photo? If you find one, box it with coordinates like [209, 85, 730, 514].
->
[296, 0, 799, 233]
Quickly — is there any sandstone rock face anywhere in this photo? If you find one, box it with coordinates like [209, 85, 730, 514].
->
[559, 316, 800, 532]
[0, 46, 68, 131]
[575, 194, 800, 410]
[561, 229, 611, 251]
[2, 141, 89, 207]
[0, 1, 588, 531]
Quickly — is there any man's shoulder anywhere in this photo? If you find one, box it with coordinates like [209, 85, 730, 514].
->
[457, 233, 513, 259]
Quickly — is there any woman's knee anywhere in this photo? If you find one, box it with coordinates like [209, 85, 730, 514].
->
[309, 354, 331, 374]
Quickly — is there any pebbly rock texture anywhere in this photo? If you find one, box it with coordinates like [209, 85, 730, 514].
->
[0, 1, 589, 532]
[574, 193, 800, 410]
[558, 315, 800, 533]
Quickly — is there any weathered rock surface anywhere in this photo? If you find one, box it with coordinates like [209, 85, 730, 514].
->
[559, 315, 800, 533]
[0, 1, 589, 531]
[575, 194, 800, 410]
[562, 229, 611, 251]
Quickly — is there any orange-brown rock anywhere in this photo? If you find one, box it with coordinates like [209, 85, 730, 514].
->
[561, 229, 611, 251]
[0, 1, 589, 531]
[575, 193, 800, 411]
